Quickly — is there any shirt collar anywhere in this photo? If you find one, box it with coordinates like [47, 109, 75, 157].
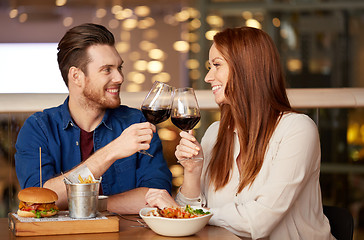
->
[61, 97, 113, 131]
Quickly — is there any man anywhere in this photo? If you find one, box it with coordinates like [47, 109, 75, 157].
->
[15, 23, 172, 214]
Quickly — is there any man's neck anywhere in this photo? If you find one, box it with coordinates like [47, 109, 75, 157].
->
[68, 96, 105, 132]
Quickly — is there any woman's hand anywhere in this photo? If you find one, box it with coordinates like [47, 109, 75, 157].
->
[145, 188, 179, 209]
[175, 130, 204, 174]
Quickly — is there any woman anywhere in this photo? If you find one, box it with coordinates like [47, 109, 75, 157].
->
[146, 27, 334, 239]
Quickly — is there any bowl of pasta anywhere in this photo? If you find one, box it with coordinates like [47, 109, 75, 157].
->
[139, 205, 213, 237]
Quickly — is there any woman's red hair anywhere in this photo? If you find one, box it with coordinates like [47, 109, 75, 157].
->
[207, 27, 294, 192]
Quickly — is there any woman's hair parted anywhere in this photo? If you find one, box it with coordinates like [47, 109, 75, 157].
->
[207, 27, 294, 193]
[57, 23, 115, 87]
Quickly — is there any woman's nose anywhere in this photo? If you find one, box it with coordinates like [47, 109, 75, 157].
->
[204, 69, 213, 83]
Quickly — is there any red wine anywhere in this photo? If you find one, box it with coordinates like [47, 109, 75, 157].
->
[171, 116, 201, 131]
[141, 107, 171, 124]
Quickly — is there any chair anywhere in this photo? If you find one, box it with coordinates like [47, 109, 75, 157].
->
[323, 205, 354, 240]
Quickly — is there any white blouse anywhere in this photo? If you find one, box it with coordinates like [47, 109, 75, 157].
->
[176, 113, 334, 240]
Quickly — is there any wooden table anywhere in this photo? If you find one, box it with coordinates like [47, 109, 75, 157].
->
[1, 214, 240, 240]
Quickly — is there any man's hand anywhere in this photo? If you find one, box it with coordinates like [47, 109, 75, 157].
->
[112, 122, 156, 159]
[145, 188, 179, 209]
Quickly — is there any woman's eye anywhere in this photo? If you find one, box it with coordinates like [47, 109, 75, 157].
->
[213, 63, 220, 67]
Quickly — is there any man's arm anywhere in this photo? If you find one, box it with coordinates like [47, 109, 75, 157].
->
[107, 187, 149, 214]
[44, 122, 156, 209]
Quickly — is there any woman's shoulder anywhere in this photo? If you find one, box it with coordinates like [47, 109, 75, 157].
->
[280, 112, 317, 128]
[275, 112, 319, 139]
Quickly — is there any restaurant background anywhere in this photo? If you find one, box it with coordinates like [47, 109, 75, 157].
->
[0, 0, 364, 239]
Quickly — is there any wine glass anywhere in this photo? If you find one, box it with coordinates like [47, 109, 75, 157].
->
[171, 87, 202, 162]
[140, 81, 174, 157]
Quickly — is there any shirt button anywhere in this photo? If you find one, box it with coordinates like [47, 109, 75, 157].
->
[202, 204, 206, 207]
[197, 199, 201, 202]
[235, 193, 238, 197]
[76, 141, 79, 146]
[70, 122, 74, 127]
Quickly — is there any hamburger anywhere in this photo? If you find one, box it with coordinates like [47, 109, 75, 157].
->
[17, 187, 59, 218]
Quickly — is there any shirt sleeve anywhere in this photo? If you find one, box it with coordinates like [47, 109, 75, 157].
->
[135, 126, 172, 194]
[15, 114, 58, 189]
[208, 115, 321, 239]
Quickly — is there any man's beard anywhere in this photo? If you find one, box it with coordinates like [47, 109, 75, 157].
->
[83, 82, 121, 110]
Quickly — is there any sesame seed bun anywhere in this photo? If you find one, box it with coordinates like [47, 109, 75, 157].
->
[18, 187, 58, 204]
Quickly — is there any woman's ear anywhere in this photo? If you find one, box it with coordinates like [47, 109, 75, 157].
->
[68, 66, 83, 87]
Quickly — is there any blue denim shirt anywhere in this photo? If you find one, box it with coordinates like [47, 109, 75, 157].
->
[15, 97, 172, 195]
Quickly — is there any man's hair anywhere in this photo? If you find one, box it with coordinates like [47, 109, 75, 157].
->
[57, 23, 115, 87]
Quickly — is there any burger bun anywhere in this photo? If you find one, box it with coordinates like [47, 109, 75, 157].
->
[18, 187, 58, 203]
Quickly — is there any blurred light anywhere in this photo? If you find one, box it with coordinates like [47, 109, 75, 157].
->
[147, 61, 163, 73]
[173, 41, 189, 52]
[122, 18, 138, 30]
[134, 6, 150, 17]
[134, 60, 148, 71]
[139, 41, 157, 52]
[205, 30, 218, 41]
[246, 19, 261, 29]
[169, 164, 183, 177]
[286, 59, 302, 73]
[187, 8, 200, 18]
[55, 0, 67, 7]
[138, 17, 155, 29]
[19, 13, 28, 23]
[190, 43, 200, 53]
[189, 69, 201, 80]
[186, 59, 199, 69]
[175, 10, 189, 22]
[127, 72, 145, 84]
[96, 8, 107, 18]
[111, 5, 122, 14]
[149, 49, 165, 60]
[272, 18, 281, 27]
[108, 19, 119, 29]
[347, 123, 360, 144]
[206, 15, 223, 27]
[63, 17, 73, 27]
[158, 128, 177, 141]
[242, 11, 253, 20]
[116, 8, 133, 20]
[9, 9, 18, 18]
[280, 29, 288, 39]
[189, 18, 201, 30]
[172, 176, 184, 187]
[152, 72, 171, 83]
[143, 29, 158, 40]
[129, 51, 141, 61]
[126, 83, 141, 92]
[115, 42, 130, 53]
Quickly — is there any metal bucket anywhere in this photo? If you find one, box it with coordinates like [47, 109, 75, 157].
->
[64, 180, 100, 219]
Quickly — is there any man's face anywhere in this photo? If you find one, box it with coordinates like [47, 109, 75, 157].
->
[82, 44, 124, 109]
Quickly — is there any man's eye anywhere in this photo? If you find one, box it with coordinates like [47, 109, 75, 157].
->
[104, 68, 111, 73]
[118, 65, 123, 72]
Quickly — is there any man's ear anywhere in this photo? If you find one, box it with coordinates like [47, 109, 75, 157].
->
[68, 66, 83, 87]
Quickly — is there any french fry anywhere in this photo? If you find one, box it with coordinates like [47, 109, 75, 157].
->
[78, 174, 96, 184]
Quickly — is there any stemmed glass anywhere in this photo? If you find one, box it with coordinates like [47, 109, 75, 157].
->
[140, 81, 174, 157]
[171, 87, 202, 162]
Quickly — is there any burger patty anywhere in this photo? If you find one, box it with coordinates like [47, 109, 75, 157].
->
[19, 201, 59, 212]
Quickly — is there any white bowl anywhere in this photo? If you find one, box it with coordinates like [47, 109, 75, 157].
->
[139, 207, 213, 237]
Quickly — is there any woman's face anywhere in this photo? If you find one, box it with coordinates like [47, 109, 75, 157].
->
[204, 43, 229, 105]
